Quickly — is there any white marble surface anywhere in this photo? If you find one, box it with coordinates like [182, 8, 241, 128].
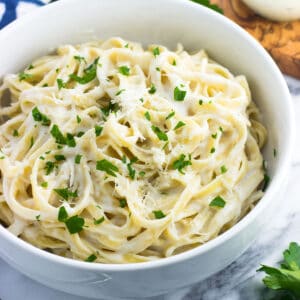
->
[0, 76, 299, 300]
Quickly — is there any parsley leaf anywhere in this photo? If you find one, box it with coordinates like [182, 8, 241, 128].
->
[19, 72, 33, 81]
[95, 125, 103, 137]
[258, 242, 300, 297]
[58, 206, 68, 222]
[148, 84, 156, 94]
[190, 0, 223, 14]
[151, 125, 168, 141]
[69, 57, 99, 84]
[153, 47, 160, 57]
[65, 215, 85, 234]
[32, 107, 51, 126]
[50, 125, 66, 144]
[54, 154, 66, 161]
[209, 196, 226, 208]
[76, 115, 81, 123]
[96, 159, 119, 177]
[94, 216, 105, 225]
[85, 254, 97, 262]
[153, 210, 165, 219]
[75, 154, 82, 164]
[174, 121, 186, 130]
[172, 154, 192, 174]
[54, 187, 78, 201]
[13, 129, 19, 137]
[45, 161, 55, 175]
[41, 181, 48, 188]
[65, 133, 76, 147]
[57, 78, 66, 90]
[174, 86, 187, 101]
[144, 111, 151, 121]
[119, 65, 130, 76]
[101, 102, 120, 117]
[119, 199, 127, 208]
[166, 111, 175, 120]
[74, 55, 87, 64]
[220, 165, 227, 174]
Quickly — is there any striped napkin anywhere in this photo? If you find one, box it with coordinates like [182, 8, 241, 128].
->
[0, 0, 52, 29]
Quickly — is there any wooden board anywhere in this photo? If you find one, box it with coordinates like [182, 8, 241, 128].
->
[212, 0, 300, 78]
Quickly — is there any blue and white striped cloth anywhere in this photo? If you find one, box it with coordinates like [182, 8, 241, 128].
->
[0, 0, 50, 29]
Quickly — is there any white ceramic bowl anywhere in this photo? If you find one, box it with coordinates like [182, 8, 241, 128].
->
[243, 0, 300, 22]
[0, 0, 294, 299]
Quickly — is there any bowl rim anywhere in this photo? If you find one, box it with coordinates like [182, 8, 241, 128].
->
[0, 0, 295, 272]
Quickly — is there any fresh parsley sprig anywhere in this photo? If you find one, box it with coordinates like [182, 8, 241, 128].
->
[258, 242, 300, 297]
[190, 0, 223, 14]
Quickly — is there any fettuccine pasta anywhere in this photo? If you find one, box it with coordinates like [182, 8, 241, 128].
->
[0, 37, 267, 263]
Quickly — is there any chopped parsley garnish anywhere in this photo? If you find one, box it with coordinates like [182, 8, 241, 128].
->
[144, 111, 151, 121]
[219, 126, 224, 132]
[174, 121, 186, 130]
[45, 161, 55, 175]
[119, 199, 127, 208]
[153, 210, 165, 219]
[29, 137, 34, 149]
[57, 78, 66, 90]
[220, 165, 227, 174]
[156, 67, 161, 72]
[76, 115, 81, 123]
[174, 86, 187, 101]
[58, 206, 85, 234]
[28, 64, 34, 70]
[119, 65, 130, 76]
[166, 111, 175, 120]
[65, 215, 85, 234]
[42, 83, 49, 87]
[273, 148, 277, 157]
[210, 147, 216, 154]
[258, 242, 300, 297]
[50, 125, 76, 147]
[101, 102, 120, 117]
[127, 163, 136, 180]
[172, 154, 192, 174]
[96, 159, 119, 177]
[56, 68, 60, 73]
[39, 156, 45, 160]
[151, 125, 168, 141]
[209, 196, 226, 208]
[58, 206, 68, 222]
[139, 98, 144, 103]
[77, 131, 85, 137]
[54, 187, 78, 201]
[41, 181, 48, 188]
[66, 133, 76, 147]
[69, 57, 99, 84]
[116, 89, 125, 96]
[139, 171, 146, 177]
[13, 129, 19, 137]
[94, 216, 105, 225]
[74, 55, 87, 64]
[172, 59, 177, 66]
[211, 133, 217, 139]
[75, 154, 82, 164]
[153, 47, 160, 57]
[262, 174, 270, 192]
[19, 72, 33, 81]
[85, 254, 97, 262]
[199, 99, 204, 105]
[190, 0, 223, 14]
[124, 43, 129, 48]
[54, 154, 66, 161]
[148, 84, 156, 94]
[32, 107, 51, 126]
[50, 125, 66, 144]
[121, 155, 127, 164]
